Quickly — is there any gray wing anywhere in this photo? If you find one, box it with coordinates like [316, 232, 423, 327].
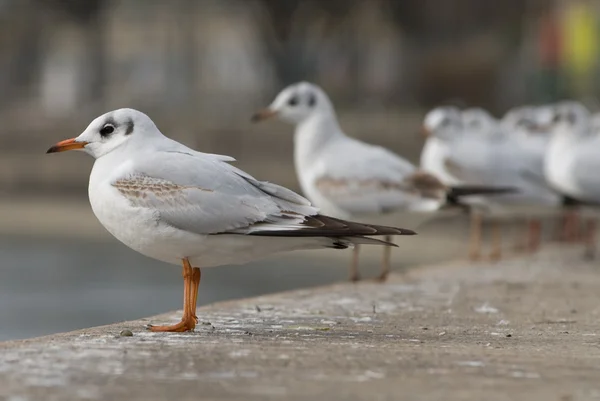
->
[573, 144, 600, 200]
[112, 151, 412, 237]
[312, 139, 421, 214]
[113, 151, 317, 235]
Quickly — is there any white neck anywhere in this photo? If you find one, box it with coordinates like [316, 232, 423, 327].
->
[293, 112, 344, 167]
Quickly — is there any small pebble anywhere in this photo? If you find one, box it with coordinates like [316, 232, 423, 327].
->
[119, 329, 133, 337]
[201, 321, 212, 325]
[506, 334, 512, 338]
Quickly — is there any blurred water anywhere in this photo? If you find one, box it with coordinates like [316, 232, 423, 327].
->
[0, 214, 471, 342]
[0, 237, 364, 341]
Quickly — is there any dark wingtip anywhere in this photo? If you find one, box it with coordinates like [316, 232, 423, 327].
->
[398, 228, 417, 235]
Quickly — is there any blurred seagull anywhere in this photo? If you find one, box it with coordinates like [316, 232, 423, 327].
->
[421, 106, 463, 185]
[545, 101, 599, 257]
[46, 108, 415, 332]
[499, 105, 562, 251]
[253, 82, 511, 281]
[422, 107, 503, 260]
[421, 105, 559, 260]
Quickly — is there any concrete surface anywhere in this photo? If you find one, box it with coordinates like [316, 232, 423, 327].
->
[1, 247, 600, 401]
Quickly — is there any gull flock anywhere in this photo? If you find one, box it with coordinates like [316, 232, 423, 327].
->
[46, 82, 599, 332]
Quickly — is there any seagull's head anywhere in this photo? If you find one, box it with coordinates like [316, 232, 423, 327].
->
[550, 101, 590, 136]
[503, 106, 553, 136]
[251, 82, 334, 125]
[462, 108, 497, 135]
[422, 106, 463, 140]
[46, 108, 160, 158]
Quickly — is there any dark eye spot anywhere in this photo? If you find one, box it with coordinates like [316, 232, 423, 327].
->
[308, 93, 317, 107]
[288, 96, 299, 106]
[100, 124, 115, 137]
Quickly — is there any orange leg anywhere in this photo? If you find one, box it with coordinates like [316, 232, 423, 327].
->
[376, 235, 392, 282]
[468, 212, 483, 261]
[489, 220, 502, 262]
[190, 267, 201, 322]
[349, 245, 361, 282]
[584, 218, 597, 260]
[513, 220, 527, 253]
[148, 258, 199, 332]
[527, 219, 542, 253]
[563, 209, 581, 242]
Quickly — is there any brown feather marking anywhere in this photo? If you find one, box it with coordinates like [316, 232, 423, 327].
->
[314, 177, 404, 195]
[113, 176, 213, 199]
[443, 158, 465, 182]
[403, 171, 447, 200]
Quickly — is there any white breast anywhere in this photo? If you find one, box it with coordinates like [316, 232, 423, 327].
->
[88, 159, 207, 266]
[545, 134, 579, 197]
[420, 138, 460, 185]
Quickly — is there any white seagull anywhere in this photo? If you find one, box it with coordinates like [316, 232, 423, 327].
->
[421, 105, 560, 260]
[544, 101, 599, 257]
[420, 106, 463, 185]
[46, 108, 416, 332]
[252, 82, 510, 281]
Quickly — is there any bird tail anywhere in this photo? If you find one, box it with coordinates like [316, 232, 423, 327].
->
[328, 235, 399, 249]
[445, 185, 518, 211]
[246, 214, 416, 247]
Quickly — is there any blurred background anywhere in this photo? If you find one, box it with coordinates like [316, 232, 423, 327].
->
[1, 0, 598, 340]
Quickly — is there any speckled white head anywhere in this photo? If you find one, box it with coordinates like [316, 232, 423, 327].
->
[462, 108, 497, 135]
[252, 82, 335, 125]
[550, 101, 590, 137]
[501, 106, 538, 133]
[422, 106, 463, 140]
[47, 108, 162, 158]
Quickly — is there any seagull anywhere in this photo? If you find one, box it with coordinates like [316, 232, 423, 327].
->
[421, 107, 506, 260]
[499, 105, 561, 251]
[544, 101, 598, 257]
[252, 82, 511, 281]
[420, 106, 463, 185]
[46, 108, 416, 332]
[421, 105, 559, 260]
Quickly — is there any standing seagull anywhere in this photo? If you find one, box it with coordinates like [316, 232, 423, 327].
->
[420, 106, 463, 185]
[252, 82, 511, 281]
[46, 108, 415, 332]
[500, 105, 561, 251]
[544, 101, 599, 257]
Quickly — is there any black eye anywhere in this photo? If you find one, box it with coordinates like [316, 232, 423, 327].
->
[100, 124, 115, 137]
[288, 96, 299, 106]
[551, 112, 562, 123]
[308, 93, 317, 107]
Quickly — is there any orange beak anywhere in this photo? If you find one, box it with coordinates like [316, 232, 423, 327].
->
[420, 125, 431, 138]
[46, 138, 88, 153]
[251, 108, 278, 123]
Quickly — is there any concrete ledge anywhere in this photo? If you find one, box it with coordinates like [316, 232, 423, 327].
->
[1, 248, 600, 400]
